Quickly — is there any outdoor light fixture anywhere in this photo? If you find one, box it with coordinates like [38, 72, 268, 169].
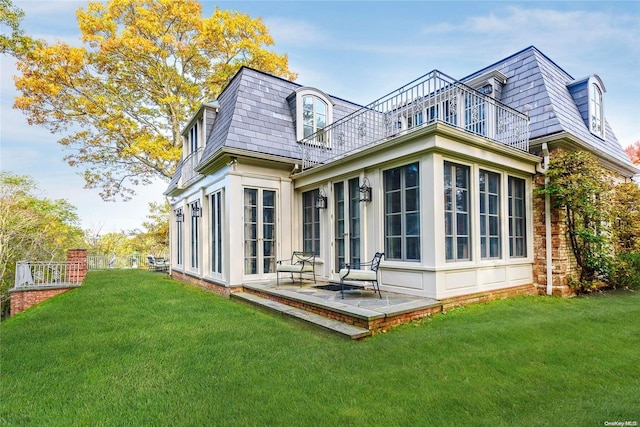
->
[315, 188, 327, 209]
[191, 202, 201, 217]
[359, 177, 372, 202]
[175, 209, 184, 223]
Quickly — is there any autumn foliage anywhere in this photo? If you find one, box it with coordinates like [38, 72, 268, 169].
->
[13, 0, 296, 200]
[625, 140, 640, 165]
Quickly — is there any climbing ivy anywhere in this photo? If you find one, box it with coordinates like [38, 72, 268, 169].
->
[539, 150, 614, 290]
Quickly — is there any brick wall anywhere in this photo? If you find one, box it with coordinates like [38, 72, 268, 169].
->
[67, 249, 88, 283]
[10, 288, 71, 316]
[9, 249, 88, 316]
[242, 284, 538, 336]
[440, 283, 538, 310]
[532, 150, 578, 297]
[170, 270, 236, 298]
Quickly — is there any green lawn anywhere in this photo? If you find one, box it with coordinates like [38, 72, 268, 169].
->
[1, 270, 638, 426]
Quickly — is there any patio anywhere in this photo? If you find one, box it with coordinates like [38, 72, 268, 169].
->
[232, 280, 442, 339]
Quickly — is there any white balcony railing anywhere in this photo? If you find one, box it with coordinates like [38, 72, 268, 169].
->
[300, 70, 530, 170]
[14, 261, 82, 289]
[180, 147, 203, 187]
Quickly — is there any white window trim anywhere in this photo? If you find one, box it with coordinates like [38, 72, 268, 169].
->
[588, 76, 605, 139]
[294, 87, 334, 145]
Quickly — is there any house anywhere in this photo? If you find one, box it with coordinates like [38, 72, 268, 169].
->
[165, 46, 638, 304]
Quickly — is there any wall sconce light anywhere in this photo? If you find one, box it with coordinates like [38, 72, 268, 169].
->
[315, 188, 327, 209]
[191, 202, 201, 217]
[359, 177, 372, 202]
[176, 209, 184, 223]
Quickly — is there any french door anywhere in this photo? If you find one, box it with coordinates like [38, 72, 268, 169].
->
[243, 188, 277, 278]
[334, 178, 361, 272]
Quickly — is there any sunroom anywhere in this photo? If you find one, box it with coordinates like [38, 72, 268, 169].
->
[292, 70, 540, 300]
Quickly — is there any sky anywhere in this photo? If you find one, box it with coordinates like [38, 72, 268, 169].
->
[1, 0, 639, 233]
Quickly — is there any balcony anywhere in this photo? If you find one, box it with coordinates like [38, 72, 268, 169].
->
[300, 70, 530, 170]
[180, 147, 203, 187]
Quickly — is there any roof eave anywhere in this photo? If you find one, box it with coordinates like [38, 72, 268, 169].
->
[530, 132, 640, 177]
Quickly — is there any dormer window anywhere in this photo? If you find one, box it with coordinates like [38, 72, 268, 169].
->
[303, 96, 327, 140]
[589, 83, 603, 138]
[292, 87, 333, 145]
[189, 121, 199, 153]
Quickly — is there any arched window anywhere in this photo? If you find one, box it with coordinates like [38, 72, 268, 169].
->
[589, 81, 604, 138]
[302, 96, 327, 139]
[293, 87, 333, 144]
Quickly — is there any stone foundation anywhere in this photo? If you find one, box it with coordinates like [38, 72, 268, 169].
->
[170, 270, 240, 298]
[440, 283, 538, 310]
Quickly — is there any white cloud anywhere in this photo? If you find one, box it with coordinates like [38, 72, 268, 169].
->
[263, 16, 330, 47]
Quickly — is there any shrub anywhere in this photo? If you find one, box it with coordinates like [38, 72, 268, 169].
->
[609, 252, 640, 290]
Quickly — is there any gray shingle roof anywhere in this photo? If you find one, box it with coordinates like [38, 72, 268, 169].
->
[167, 47, 636, 194]
[462, 46, 635, 170]
[199, 67, 361, 166]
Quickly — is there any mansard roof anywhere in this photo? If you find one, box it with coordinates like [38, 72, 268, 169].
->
[198, 67, 361, 167]
[167, 47, 636, 194]
[462, 46, 635, 171]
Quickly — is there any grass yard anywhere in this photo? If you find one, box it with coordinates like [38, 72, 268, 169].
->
[1, 270, 639, 426]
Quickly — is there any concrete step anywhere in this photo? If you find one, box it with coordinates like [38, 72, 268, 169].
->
[231, 291, 371, 340]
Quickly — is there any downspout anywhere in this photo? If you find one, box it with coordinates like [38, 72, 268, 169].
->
[536, 143, 552, 295]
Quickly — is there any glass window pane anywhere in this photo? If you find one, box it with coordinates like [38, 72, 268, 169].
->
[444, 163, 452, 188]
[444, 188, 452, 210]
[444, 212, 453, 235]
[405, 188, 419, 211]
[387, 214, 402, 236]
[445, 237, 454, 260]
[457, 237, 469, 259]
[303, 96, 313, 110]
[405, 163, 419, 187]
[263, 190, 275, 207]
[264, 224, 274, 240]
[489, 195, 498, 215]
[489, 216, 499, 236]
[406, 212, 419, 235]
[457, 213, 468, 235]
[456, 189, 468, 212]
[263, 207, 274, 223]
[490, 237, 500, 258]
[456, 166, 468, 189]
[387, 237, 402, 259]
[406, 237, 420, 260]
[303, 124, 313, 138]
[488, 174, 499, 194]
[384, 169, 401, 191]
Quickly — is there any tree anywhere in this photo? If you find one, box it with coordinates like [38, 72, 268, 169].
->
[540, 150, 613, 286]
[0, 0, 38, 56]
[610, 182, 640, 253]
[0, 172, 84, 296]
[140, 201, 169, 252]
[13, 0, 296, 200]
[625, 140, 640, 165]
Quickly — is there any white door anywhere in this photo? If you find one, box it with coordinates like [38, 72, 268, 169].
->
[334, 178, 361, 275]
[243, 188, 277, 279]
